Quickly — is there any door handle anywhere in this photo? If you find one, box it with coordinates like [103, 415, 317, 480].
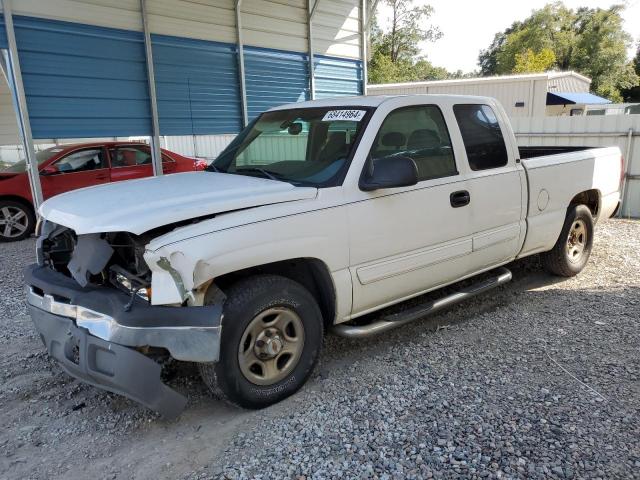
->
[450, 190, 470, 208]
[95, 174, 109, 180]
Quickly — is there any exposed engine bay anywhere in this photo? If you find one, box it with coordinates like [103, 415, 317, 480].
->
[38, 222, 156, 301]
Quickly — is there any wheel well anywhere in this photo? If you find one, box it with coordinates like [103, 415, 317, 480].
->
[214, 258, 337, 328]
[0, 195, 34, 213]
[569, 189, 599, 217]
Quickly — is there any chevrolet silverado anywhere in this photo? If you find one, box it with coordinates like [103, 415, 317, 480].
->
[25, 95, 623, 417]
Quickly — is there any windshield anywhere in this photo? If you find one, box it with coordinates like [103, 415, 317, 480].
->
[0, 147, 64, 174]
[209, 107, 371, 187]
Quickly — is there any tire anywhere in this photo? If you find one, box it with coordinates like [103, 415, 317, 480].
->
[0, 200, 35, 242]
[199, 275, 324, 409]
[540, 204, 594, 277]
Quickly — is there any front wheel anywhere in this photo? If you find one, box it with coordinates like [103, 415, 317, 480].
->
[540, 204, 594, 277]
[199, 275, 323, 409]
[0, 200, 35, 242]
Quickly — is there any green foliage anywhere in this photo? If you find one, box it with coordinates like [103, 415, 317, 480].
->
[622, 44, 640, 102]
[368, 53, 449, 84]
[479, 2, 639, 101]
[368, 0, 451, 84]
[513, 48, 557, 73]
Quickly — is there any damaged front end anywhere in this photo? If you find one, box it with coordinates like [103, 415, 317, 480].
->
[25, 221, 223, 418]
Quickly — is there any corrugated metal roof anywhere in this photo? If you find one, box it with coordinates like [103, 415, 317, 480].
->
[0, 14, 7, 49]
[368, 71, 591, 90]
[14, 15, 152, 139]
[244, 46, 309, 120]
[152, 33, 243, 135]
[546, 92, 611, 105]
[314, 55, 362, 99]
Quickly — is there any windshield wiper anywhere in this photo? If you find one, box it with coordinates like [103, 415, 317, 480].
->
[206, 163, 221, 172]
[235, 167, 281, 181]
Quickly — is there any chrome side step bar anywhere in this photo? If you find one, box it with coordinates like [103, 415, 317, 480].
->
[332, 267, 512, 339]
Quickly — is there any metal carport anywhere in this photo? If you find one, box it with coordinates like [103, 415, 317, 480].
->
[0, 0, 369, 211]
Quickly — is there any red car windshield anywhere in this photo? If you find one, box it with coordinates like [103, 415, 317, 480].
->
[0, 147, 64, 174]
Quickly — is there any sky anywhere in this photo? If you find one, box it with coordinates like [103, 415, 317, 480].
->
[376, 0, 640, 73]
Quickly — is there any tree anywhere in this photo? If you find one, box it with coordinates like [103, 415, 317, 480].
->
[478, 2, 639, 101]
[479, 3, 574, 75]
[368, 0, 445, 84]
[513, 48, 557, 73]
[622, 44, 640, 102]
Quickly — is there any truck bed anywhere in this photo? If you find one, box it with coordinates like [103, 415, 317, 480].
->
[518, 146, 622, 258]
[519, 146, 591, 159]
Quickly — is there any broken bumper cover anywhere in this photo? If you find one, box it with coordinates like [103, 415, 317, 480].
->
[25, 264, 223, 417]
[29, 307, 187, 418]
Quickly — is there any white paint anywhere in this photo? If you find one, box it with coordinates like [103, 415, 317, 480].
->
[38, 171, 318, 235]
[38, 95, 623, 322]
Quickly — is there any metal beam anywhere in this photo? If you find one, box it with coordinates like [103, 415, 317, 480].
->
[619, 128, 634, 218]
[236, 0, 249, 127]
[140, 0, 163, 176]
[1, 0, 43, 210]
[365, 0, 379, 31]
[307, 0, 320, 100]
[360, 0, 367, 96]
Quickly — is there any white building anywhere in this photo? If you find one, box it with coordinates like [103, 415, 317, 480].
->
[367, 71, 594, 118]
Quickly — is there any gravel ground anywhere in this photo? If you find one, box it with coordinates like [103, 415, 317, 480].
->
[1, 219, 638, 480]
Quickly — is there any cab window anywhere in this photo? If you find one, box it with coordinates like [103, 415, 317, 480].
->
[109, 146, 152, 168]
[370, 105, 457, 182]
[53, 149, 106, 173]
[453, 104, 508, 171]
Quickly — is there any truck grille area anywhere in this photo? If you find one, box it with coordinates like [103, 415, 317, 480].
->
[38, 222, 152, 294]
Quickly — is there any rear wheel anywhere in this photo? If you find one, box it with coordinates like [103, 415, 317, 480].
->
[0, 200, 35, 242]
[199, 275, 323, 409]
[541, 204, 594, 277]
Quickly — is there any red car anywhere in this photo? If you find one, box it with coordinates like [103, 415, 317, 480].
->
[0, 142, 207, 242]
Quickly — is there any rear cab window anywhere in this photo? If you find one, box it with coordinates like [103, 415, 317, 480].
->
[370, 105, 457, 182]
[453, 104, 509, 171]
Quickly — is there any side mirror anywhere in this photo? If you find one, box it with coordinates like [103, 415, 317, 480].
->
[360, 155, 418, 191]
[40, 165, 58, 176]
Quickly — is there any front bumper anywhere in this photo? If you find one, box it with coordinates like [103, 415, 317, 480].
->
[25, 264, 223, 417]
[29, 306, 187, 418]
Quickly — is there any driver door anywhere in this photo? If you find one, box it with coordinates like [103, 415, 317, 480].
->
[348, 105, 475, 316]
[40, 147, 110, 199]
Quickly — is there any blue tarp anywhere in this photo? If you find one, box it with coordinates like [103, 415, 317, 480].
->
[546, 91, 611, 105]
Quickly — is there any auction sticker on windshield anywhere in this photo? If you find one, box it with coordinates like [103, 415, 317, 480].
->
[322, 110, 366, 122]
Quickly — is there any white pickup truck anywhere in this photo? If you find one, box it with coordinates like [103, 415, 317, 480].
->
[25, 95, 622, 417]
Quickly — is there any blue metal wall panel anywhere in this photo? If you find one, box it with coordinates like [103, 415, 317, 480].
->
[151, 34, 242, 135]
[244, 46, 309, 121]
[314, 55, 362, 99]
[0, 15, 7, 49]
[13, 16, 151, 138]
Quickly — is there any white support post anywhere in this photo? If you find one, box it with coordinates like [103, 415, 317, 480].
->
[1, 0, 43, 210]
[619, 127, 634, 218]
[360, 0, 367, 96]
[307, 0, 320, 100]
[236, 0, 249, 127]
[140, 0, 163, 176]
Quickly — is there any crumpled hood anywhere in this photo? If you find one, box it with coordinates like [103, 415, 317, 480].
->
[39, 172, 318, 235]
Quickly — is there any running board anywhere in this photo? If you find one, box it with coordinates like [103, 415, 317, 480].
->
[332, 267, 512, 339]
